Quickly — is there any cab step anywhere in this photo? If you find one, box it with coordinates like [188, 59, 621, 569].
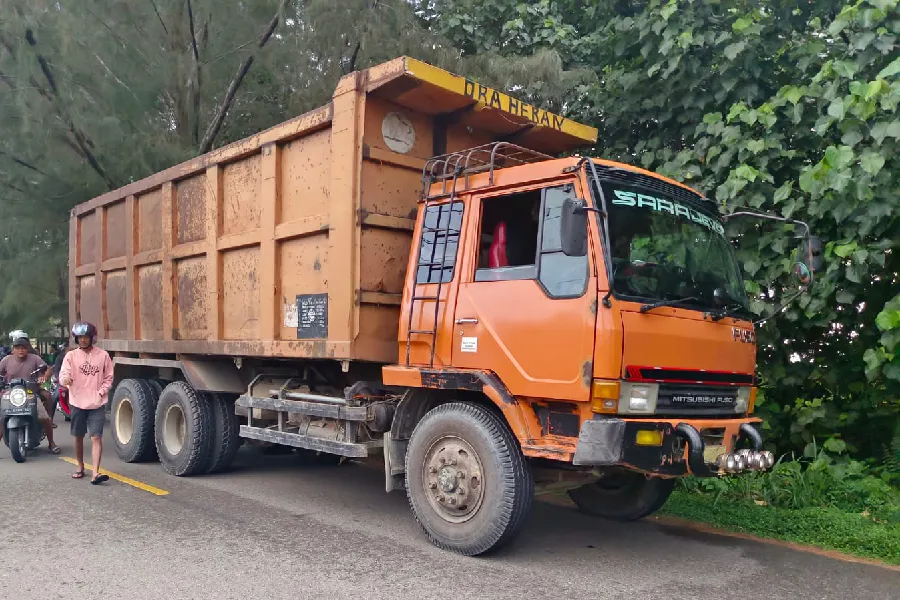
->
[239, 425, 380, 458]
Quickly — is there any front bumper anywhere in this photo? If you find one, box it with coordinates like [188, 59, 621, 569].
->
[572, 417, 765, 477]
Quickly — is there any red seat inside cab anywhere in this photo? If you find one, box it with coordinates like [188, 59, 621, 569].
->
[489, 222, 509, 268]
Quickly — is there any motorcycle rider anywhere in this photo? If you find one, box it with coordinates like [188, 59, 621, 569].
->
[0, 336, 61, 454]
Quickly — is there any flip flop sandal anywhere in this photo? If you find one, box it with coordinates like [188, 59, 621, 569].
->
[49, 446, 62, 455]
[72, 471, 85, 479]
[90, 474, 110, 485]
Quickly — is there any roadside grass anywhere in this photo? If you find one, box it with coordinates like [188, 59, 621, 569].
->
[656, 453, 900, 565]
[658, 489, 900, 565]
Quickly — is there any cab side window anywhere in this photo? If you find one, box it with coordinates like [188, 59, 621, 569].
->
[538, 186, 589, 298]
[474, 185, 589, 298]
[475, 190, 541, 281]
[416, 201, 464, 284]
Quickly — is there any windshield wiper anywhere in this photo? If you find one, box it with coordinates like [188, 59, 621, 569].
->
[708, 303, 751, 322]
[639, 296, 699, 314]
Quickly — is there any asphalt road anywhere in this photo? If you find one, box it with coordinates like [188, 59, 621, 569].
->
[0, 417, 897, 600]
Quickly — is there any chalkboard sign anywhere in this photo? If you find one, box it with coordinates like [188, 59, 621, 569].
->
[296, 294, 328, 339]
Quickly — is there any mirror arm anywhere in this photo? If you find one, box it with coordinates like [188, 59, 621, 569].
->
[722, 210, 811, 239]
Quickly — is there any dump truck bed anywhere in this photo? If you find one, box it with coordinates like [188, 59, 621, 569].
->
[69, 57, 597, 363]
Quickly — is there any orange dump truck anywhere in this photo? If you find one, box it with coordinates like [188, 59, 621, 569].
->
[69, 57, 821, 555]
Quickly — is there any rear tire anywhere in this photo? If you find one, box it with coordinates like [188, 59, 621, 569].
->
[112, 379, 158, 463]
[204, 394, 240, 474]
[405, 402, 533, 556]
[9, 427, 26, 463]
[567, 471, 675, 521]
[155, 382, 213, 477]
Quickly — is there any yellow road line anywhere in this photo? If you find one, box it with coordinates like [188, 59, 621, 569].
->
[59, 456, 170, 496]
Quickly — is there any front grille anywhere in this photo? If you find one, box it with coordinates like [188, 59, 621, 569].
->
[656, 385, 738, 417]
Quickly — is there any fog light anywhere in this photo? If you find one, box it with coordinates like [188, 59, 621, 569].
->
[635, 430, 664, 446]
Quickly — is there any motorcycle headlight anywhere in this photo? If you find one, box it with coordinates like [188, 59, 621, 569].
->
[10, 388, 27, 407]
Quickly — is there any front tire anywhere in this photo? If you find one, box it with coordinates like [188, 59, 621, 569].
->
[9, 427, 26, 463]
[567, 471, 675, 521]
[405, 402, 533, 556]
[112, 379, 159, 463]
[155, 382, 213, 476]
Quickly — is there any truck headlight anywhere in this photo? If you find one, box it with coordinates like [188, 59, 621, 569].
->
[10, 388, 27, 407]
[735, 387, 752, 414]
[618, 382, 658, 415]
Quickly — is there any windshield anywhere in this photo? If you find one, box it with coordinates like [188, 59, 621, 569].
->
[595, 180, 748, 313]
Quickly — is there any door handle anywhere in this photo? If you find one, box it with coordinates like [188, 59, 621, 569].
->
[455, 318, 479, 325]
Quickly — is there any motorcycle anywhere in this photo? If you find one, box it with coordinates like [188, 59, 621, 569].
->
[1, 367, 48, 463]
[49, 374, 71, 422]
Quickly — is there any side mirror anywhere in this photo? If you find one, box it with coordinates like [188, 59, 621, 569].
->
[793, 235, 824, 287]
[801, 235, 824, 272]
[560, 197, 588, 257]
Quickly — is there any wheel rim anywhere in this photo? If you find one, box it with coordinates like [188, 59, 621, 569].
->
[17, 432, 26, 456]
[162, 404, 186, 455]
[115, 397, 135, 445]
[421, 435, 486, 524]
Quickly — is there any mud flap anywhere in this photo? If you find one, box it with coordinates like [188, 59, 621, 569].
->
[384, 433, 406, 492]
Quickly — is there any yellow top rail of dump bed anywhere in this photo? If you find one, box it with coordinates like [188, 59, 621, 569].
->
[69, 56, 598, 363]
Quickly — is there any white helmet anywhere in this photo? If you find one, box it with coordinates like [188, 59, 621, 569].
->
[8, 330, 27, 341]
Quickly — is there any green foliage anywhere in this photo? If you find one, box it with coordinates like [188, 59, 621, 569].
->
[660, 490, 900, 565]
[681, 445, 900, 519]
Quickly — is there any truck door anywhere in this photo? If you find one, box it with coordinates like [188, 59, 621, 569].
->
[451, 182, 598, 401]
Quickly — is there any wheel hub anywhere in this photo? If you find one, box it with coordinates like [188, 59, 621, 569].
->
[423, 436, 485, 523]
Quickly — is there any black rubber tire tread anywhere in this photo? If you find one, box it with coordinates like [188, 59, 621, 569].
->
[148, 379, 166, 400]
[405, 402, 534, 556]
[8, 427, 26, 463]
[204, 394, 241, 474]
[567, 473, 675, 521]
[112, 379, 158, 463]
[155, 382, 214, 477]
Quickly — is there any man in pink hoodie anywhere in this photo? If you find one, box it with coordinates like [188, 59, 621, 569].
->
[60, 322, 113, 484]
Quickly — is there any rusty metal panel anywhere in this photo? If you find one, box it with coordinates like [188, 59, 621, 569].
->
[356, 305, 401, 363]
[222, 154, 261, 236]
[137, 189, 163, 252]
[78, 275, 101, 326]
[105, 270, 128, 336]
[359, 228, 409, 295]
[175, 174, 207, 245]
[78, 211, 99, 266]
[137, 264, 163, 340]
[175, 257, 208, 340]
[105, 201, 127, 259]
[222, 247, 260, 340]
[280, 129, 331, 224]
[359, 161, 421, 218]
[277, 235, 328, 341]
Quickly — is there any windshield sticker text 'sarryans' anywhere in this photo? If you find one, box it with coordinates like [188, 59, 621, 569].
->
[611, 189, 725, 236]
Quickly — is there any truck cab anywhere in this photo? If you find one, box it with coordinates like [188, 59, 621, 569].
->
[384, 143, 785, 547]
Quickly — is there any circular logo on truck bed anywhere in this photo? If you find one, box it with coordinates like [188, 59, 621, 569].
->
[382, 112, 416, 154]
